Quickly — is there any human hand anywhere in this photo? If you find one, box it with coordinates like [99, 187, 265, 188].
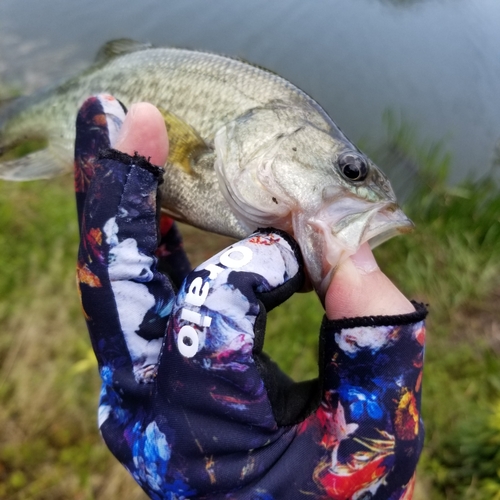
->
[75, 95, 427, 499]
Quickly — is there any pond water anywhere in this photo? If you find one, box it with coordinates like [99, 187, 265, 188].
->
[1, 0, 499, 186]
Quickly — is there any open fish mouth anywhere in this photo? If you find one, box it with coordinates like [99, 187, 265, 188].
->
[331, 202, 414, 252]
[292, 200, 414, 299]
[363, 205, 414, 249]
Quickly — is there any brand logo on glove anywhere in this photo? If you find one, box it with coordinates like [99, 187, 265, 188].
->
[177, 245, 254, 358]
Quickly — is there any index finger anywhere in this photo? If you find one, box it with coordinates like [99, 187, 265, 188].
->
[75, 96, 174, 384]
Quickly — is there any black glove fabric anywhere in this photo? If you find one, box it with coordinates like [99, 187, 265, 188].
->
[75, 95, 427, 500]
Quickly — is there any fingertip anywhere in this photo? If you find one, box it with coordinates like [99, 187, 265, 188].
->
[325, 248, 415, 320]
[114, 102, 169, 167]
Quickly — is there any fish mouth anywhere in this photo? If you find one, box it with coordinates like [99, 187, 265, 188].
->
[292, 200, 413, 299]
[363, 205, 414, 248]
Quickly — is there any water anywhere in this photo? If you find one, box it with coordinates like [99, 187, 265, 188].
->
[1, 0, 499, 184]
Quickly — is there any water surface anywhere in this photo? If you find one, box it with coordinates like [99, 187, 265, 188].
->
[1, 0, 499, 183]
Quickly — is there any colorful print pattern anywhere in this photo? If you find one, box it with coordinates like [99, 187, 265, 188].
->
[75, 95, 427, 499]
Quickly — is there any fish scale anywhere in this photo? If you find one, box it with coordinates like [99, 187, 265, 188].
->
[84, 48, 314, 138]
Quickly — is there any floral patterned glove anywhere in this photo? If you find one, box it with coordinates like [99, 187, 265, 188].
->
[75, 95, 427, 500]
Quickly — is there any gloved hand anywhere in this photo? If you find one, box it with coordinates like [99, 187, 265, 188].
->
[75, 95, 427, 500]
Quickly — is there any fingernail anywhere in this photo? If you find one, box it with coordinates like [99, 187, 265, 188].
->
[114, 104, 138, 148]
[350, 243, 379, 274]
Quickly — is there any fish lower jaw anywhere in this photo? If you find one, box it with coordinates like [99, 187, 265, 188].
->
[298, 205, 414, 300]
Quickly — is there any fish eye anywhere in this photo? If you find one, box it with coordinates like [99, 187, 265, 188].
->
[338, 153, 369, 182]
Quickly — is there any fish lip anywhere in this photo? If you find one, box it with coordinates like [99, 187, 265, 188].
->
[363, 204, 414, 249]
[311, 200, 412, 247]
[306, 201, 413, 299]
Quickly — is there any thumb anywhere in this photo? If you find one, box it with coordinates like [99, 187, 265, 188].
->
[325, 243, 415, 320]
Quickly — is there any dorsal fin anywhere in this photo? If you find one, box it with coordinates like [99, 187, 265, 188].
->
[94, 38, 153, 64]
[157, 108, 210, 174]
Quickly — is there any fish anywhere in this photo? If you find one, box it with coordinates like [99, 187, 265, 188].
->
[0, 39, 413, 298]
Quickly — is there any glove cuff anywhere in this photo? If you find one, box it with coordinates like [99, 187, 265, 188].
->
[321, 301, 428, 331]
[99, 148, 165, 182]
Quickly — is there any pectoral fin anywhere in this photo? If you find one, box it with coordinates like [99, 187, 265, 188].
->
[158, 108, 211, 174]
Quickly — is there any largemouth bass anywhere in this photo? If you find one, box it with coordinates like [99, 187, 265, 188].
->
[0, 39, 413, 297]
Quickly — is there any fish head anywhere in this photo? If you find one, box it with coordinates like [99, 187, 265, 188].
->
[215, 104, 413, 299]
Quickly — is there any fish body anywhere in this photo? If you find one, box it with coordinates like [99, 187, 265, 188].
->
[0, 40, 412, 296]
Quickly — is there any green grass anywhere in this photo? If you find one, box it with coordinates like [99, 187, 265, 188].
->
[0, 123, 499, 498]
[0, 178, 147, 499]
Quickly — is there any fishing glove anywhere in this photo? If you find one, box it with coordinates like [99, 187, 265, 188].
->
[75, 95, 427, 500]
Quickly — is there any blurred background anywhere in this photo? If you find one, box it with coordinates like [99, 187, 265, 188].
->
[0, 0, 499, 498]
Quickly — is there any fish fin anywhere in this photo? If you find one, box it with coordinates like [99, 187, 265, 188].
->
[158, 108, 211, 174]
[94, 38, 153, 64]
[0, 149, 66, 180]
